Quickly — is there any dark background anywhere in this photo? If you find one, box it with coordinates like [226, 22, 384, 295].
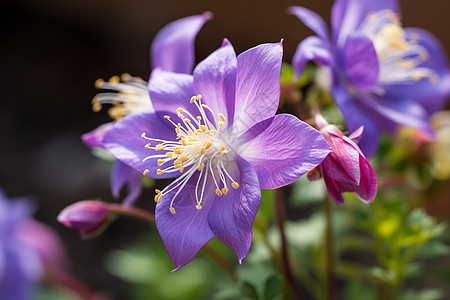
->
[1, 0, 450, 298]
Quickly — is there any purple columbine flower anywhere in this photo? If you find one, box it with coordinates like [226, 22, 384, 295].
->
[82, 12, 212, 207]
[315, 113, 377, 205]
[0, 190, 67, 300]
[289, 0, 450, 157]
[57, 201, 113, 239]
[102, 39, 332, 270]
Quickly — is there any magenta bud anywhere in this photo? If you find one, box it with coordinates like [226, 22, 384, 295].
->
[57, 201, 112, 239]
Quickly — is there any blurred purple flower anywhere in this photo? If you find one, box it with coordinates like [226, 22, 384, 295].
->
[103, 40, 332, 270]
[315, 113, 377, 205]
[0, 190, 67, 300]
[289, 0, 450, 157]
[83, 12, 213, 207]
[57, 201, 112, 239]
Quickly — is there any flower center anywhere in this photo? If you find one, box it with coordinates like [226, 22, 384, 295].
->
[358, 10, 438, 93]
[92, 74, 153, 121]
[141, 94, 239, 214]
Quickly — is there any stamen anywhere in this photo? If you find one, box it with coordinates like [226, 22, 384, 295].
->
[170, 207, 176, 214]
[143, 169, 150, 176]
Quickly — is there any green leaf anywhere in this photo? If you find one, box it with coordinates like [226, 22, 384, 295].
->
[241, 281, 260, 300]
[263, 274, 282, 300]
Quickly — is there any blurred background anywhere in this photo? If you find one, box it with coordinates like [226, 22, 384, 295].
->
[1, 0, 450, 298]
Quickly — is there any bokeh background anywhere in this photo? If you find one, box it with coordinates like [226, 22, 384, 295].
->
[2, 0, 450, 298]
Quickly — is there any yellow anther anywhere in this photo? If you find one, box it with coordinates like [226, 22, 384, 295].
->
[218, 113, 226, 122]
[143, 169, 150, 176]
[181, 139, 189, 146]
[92, 103, 102, 112]
[194, 131, 200, 136]
[215, 189, 223, 196]
[174, 164, 182, 169]
[155, 144, 166, 151]
[218, 121, 224, 127]
[196, 129, 203, 134]
[94, 78, 104, 89]
[232, 182, 239, 189]
[222, 187, 229, 195]
[180, 156, 189, 163]
[109, 75, 120, 84]
[121, 73, 131, 81]
[197, 116, 202, 121]
[196, 94, 202, 100]
[164, 115, 171, 119]
[179, 166, 184, 173]
[141, 132, 147, 138]
[198, 163, 205, 171]
[205, 141, 213, 150]
[177, 112, 185, 119]
[176, 107, 184, 113]
[211, 130, 216, 134]
[196, 203, 202, 210]
[222, 150, 228, 155]
[154, 193, 163, 203]
[145, 143, 151, 149]
[200, 125, 208, 131]
[220, 145, 226, 151]
[157, 169, 165, 175]
[155, 189, 161, 194]
[165, 152, 174, 158]
[176, 123, 181, 132]
[190, 96, 197, 103]
[170, 207, 176, 215]
[184, 118, 191, 123]
[201, 104, 209, 109]
[200, 147, 205, 154]
[157, 159, 166, 166]
[174, 148, 183, 155]
[205, 130, 210, 135]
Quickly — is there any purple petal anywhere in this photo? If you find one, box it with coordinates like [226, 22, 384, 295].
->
[353, 155, 377, 204]
[384, 28, 450, 114]
[193, 40, 237, 126]
[322, 170, 345, 206]
[81, 123, 113, 149]
[347, 126, 364, 143]
[111, 161, 142, 207]
[341, 33, 379, 91]
[332, 0, 399, 46]
[331, 85, 380, 158]
[288, 6, 330, 43]
[151, 12, 213, 74]
[155, 172, 215, 270]
[239, 114, 332, 189]
[234, 42, 283, 135]
[361, 92, 434, 135]
[292, 36, 332, 77]
[208, 156, 260, 263]
[148, 69, 194, 113]
[103, 112, 178, 179]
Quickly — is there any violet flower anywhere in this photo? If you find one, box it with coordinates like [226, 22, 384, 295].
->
[103, 40, 332, 269]
[0, 190, 67, 300]
[289, 0, 450, 157]
[82, 12, 212, 207]
[315, 113, 377, 205]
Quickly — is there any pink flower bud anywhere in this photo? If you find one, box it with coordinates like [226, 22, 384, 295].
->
[57, 201, 112, 239]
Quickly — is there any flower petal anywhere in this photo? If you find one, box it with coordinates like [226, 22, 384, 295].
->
[322, 171, 345, 206]
[103, 112, 178, 179]
[148, 69, 194, 113]
[288, 6, 330, 42]
[81, 123, 113, 149]
[208, 156, 260, 263]
[151, 12, 213, 74]
[155, 172, 215, 270]
[234, 42, 283, 135]
[110, 161, 142, 207]
[331, 85, 380, 158]
[341, 33, 379, 91]
[384, 28, 450, 114]
[353, 155, 377, 204]
[238, 114, 332, 189]
[193, 40, 237, 126]
[292, 36, 332, 77]
[332, 0, 399, 46]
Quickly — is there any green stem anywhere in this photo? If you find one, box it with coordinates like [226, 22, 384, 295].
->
[324, 195, 335, 300]
[202, 245, 240, 283]
[275, 188, 304, 299]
